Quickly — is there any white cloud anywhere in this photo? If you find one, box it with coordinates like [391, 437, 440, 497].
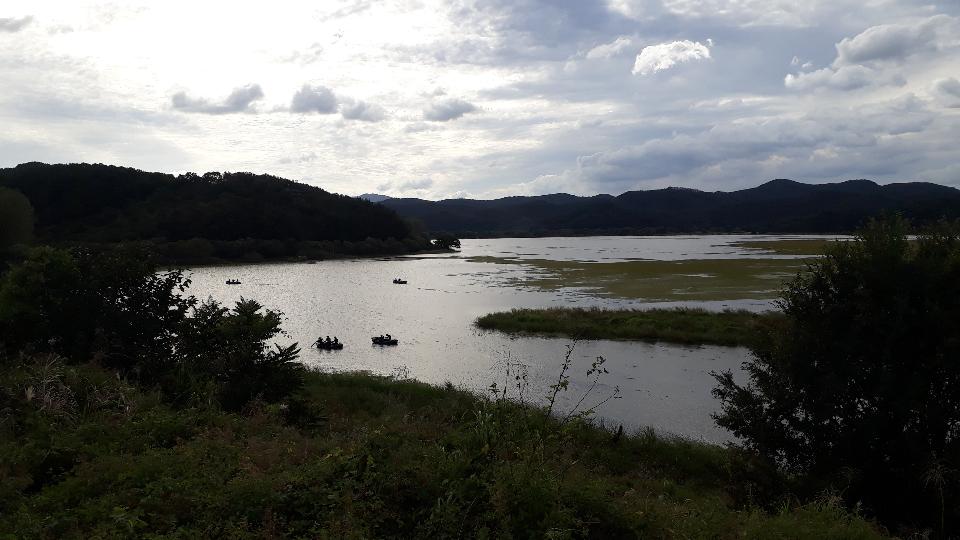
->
[0, 15, 33, 32]
[340, 99, 386, 122]
[784, 15, 959, 93]
[535, 93, 942, 193]
[290, 84, 338, 114]
[585, 36, 634, 59]
[632, 40, 711, 75]
[785, 65, 905, 92]
[171, 84, 264, 114]
[423, 98, 477, 121]
[835, 15, 958, 66]
[399, 178, 434, 190]
[1, 0, 959, 196]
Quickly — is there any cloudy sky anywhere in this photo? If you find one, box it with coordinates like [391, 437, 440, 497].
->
[1, 1, 958, 199]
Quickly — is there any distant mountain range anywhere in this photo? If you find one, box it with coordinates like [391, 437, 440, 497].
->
[366, 179, 960, 236]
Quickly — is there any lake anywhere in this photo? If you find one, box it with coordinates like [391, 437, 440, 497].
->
[186, 235, 832, 443]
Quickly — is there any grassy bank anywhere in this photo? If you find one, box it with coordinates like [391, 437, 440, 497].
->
[0, 365, 883, 539]
[476, 307, 782, 347]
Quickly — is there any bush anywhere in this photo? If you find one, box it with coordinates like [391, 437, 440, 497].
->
[0, 246, 194, 375]
[713, 217, 960, 535]
[0, 247, 303, 411]
[177, 298, 304, 410]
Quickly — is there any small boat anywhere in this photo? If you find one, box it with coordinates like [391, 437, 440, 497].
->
[372, 336, 399, 346]
[225, 279, 241, 285]
[392, 278, 407, 284]
[314, 338, 344, 350]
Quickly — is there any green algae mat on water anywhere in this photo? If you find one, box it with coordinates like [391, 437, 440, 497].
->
[468, 256, 810, 301]
[466, 238, 839, 302]
[731, 238, 835, 256]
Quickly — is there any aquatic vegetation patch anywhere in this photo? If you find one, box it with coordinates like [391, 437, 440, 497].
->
[730, 238, 836, 256]
[476, 307, 783, 347]
[467, 256, 810, 301]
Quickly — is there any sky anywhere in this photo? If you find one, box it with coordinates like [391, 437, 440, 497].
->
[1, 1, 958, 199]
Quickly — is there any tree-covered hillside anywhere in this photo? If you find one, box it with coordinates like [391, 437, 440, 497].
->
[0, 163, 431, 262]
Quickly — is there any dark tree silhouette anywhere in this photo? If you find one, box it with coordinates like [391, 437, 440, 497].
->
[432, 233, 461, 250]
[0, 187, 33, 249]
[713, 217, 960, 535]
[0, 162, 432, 262]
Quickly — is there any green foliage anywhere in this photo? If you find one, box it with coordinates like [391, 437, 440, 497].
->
[0, 162, 432, 263]
[477, 307, 781, 346]
[177, 298, 304, 410]
[713, 216, 960, 535]
[0, 369, 885, 538]
[0, 247, 303, 410]
[0, 246, 194, 372]
[0, 187, 33, 250]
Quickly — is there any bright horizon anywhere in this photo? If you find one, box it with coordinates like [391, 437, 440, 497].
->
[2, 1, 959, 200]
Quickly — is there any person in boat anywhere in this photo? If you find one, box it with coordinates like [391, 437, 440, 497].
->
[385, 333, 392, 341]
[324, 336, 331, 345]
[333, 336, 339, 345]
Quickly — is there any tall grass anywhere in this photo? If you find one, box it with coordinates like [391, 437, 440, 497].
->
[476, 307, 782, 347]
[0, 361, 885, 538]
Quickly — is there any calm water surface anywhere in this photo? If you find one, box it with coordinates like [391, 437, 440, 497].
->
[187, 235, 817, 442]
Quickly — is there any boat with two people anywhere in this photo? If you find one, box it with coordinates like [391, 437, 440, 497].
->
[372, 334, 398, 346]
[225, 279, 241, 285]
[392, 278, 407, 284]
[314, 336, 344, 350]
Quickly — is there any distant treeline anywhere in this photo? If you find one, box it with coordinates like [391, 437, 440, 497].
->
[0, 162, 432, 263]
[379, 179, 960, 236]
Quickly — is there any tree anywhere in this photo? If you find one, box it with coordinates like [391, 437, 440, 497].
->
[713, 216, 960, 534]
[0, 247, 303, 411]
[432, 233, 461, 250]
[177, 298, 303, 410]
[0, 187, 33, 249]
[0, 246, 194, 374]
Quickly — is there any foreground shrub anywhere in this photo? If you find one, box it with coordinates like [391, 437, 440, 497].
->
[0, 247, 303, 411]
[1, 370, 885, 538]
[713, 217, 960, 536]
[0, 246, 194, 377]
[177, 298, 303, 410]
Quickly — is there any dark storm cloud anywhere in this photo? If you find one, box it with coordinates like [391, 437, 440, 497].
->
[423, 98, 477, 121]
[171, 84, 264, 114]
[0, 16, 33, 32]
[290, 84, 338, 113]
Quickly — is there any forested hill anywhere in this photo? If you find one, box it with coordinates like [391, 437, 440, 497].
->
[380, 179, 960, 236]
[0, 162, 429, 262]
